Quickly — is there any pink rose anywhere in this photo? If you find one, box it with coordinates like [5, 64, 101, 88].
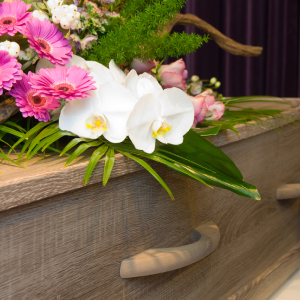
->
[158, 58, 188, 91]
[205, 101, 225, 121]
[130, 58, 156, 74]
[189, 90, 225, 126]
[189, 94, 208, 126]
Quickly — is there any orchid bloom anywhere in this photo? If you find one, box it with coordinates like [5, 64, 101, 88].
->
[126, 72, 194, 153]
[59, 81, 138, 142]
[59, 60, 138, 141]
[158, 58, 188, 91]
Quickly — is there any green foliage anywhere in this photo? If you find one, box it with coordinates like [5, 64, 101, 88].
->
[83, 0, 209, 66]
[2, 121, 261, 200]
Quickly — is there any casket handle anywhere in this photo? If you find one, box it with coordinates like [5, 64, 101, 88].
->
[120, 221, 220, 278]
[276, 184, 300, 200]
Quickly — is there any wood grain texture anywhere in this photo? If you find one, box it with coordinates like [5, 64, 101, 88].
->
[166, 13, 263, 57]
[277, 184, 300, 200]
[226, 243, 300, 300]
[120, 221, 220, 278]
[0, 97, 19, 124]
[0, 116, 299, 299]
[1, 99, 299, 213]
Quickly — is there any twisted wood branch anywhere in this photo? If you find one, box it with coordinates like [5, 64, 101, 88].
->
[0, 98, 19, 125]
[166, 13, 263, 57]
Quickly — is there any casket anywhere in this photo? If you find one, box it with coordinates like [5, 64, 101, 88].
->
[0, 99, 300, 300]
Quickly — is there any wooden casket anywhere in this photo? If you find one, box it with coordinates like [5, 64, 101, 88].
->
[0, 99, 300, 300]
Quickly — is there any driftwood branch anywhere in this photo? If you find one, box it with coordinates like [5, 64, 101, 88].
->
[166, 13, 263, 57]
[0, 98, 19, 125]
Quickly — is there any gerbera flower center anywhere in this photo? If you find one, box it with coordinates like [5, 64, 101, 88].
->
[28, 91, 47, 107]
[0, 17, 17, 27]
[35, 38, 51, 53]
[54, 83, 75, 92]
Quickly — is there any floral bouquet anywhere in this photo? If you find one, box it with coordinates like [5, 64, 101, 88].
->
[0, 0, 283, 200]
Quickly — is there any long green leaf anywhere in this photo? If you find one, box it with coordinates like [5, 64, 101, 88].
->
[60, 137, 94, 157]
[195, 126, 221, 136]
[103, 147, 115, 186]
[26, 130, 75, 161]
[0, 150, 22, 167]
[84, 144, 108, 185]
[3, 120, 27, 133]
[65, 140, 103, 167]
[12, 121, 54, 152]
[106, 130, 260, 200]
[26, 123, 60, 156]
[119, 151, 175, 200]
[0, 125, 24, 138]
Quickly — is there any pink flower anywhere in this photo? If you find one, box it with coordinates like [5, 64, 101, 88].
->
[189, 95, 208, 127]
[24, 18, 72, 66]
[158, 58, 188, 91]
[30, 65, 97, 101]
[189, 90, 225, 126]
[0, 0, 32, 36]
[205, 101, 225, 121]
[0, 50, 22, 95]
[9, 72, 60, 122]
[130, 58, 156, 74]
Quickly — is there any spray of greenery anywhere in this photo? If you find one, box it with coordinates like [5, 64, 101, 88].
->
[83, 0, 209, 66]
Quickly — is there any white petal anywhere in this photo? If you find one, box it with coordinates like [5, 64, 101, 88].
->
[160, 88, 194, 143]
[95, 82, 138, 143]
[36, 57, 55, 72]
[59, 97, 100, 139]
[36, 55, 89, 72]
[138, 72, 163, 92]
[127, 93, 160, 153]
[109, 60, 126, 83]
[123, 69, 139, 98]
[136, 77, 162, 99]
[86, 61, 115, 87]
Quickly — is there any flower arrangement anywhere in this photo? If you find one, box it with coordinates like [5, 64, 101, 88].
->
[0, 0, 284, 201]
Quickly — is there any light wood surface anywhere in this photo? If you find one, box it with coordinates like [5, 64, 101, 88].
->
[226, 243, 300, 300]
[0, 99, 299, 299]
[277, 184, 300, 200]
[120, 221, 220, 278]
[166, 13, 263, 57]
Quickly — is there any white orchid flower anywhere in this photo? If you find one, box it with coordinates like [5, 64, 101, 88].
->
[59, 81, 138, 142]
[126, 72, 194, 153]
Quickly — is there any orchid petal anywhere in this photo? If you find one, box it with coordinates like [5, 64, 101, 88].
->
[59, 97, 98, 139]
[123, 69, 139, 98]
[127, 93, 161, 153]
[95, 82, 138, 143]
[109, 60, 126, 83]
[160, 88, 194, 143]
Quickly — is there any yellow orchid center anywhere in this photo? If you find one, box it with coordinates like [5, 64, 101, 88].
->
[86, 114, 107, 134]
[152, 119, 172, 140]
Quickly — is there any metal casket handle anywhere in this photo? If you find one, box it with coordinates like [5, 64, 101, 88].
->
[120, 221, 220, 278]
[276, 184, 300, 200]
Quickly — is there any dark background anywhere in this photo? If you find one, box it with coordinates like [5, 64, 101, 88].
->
[171, 0, 300, 97]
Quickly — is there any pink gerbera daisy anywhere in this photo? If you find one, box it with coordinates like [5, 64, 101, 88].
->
[0, 0, 32, 36]
[24, 18, 72, 66]
[0, 50, 22, 95]
[30, 66, 97, 101]
[8, 72, 60, 122]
